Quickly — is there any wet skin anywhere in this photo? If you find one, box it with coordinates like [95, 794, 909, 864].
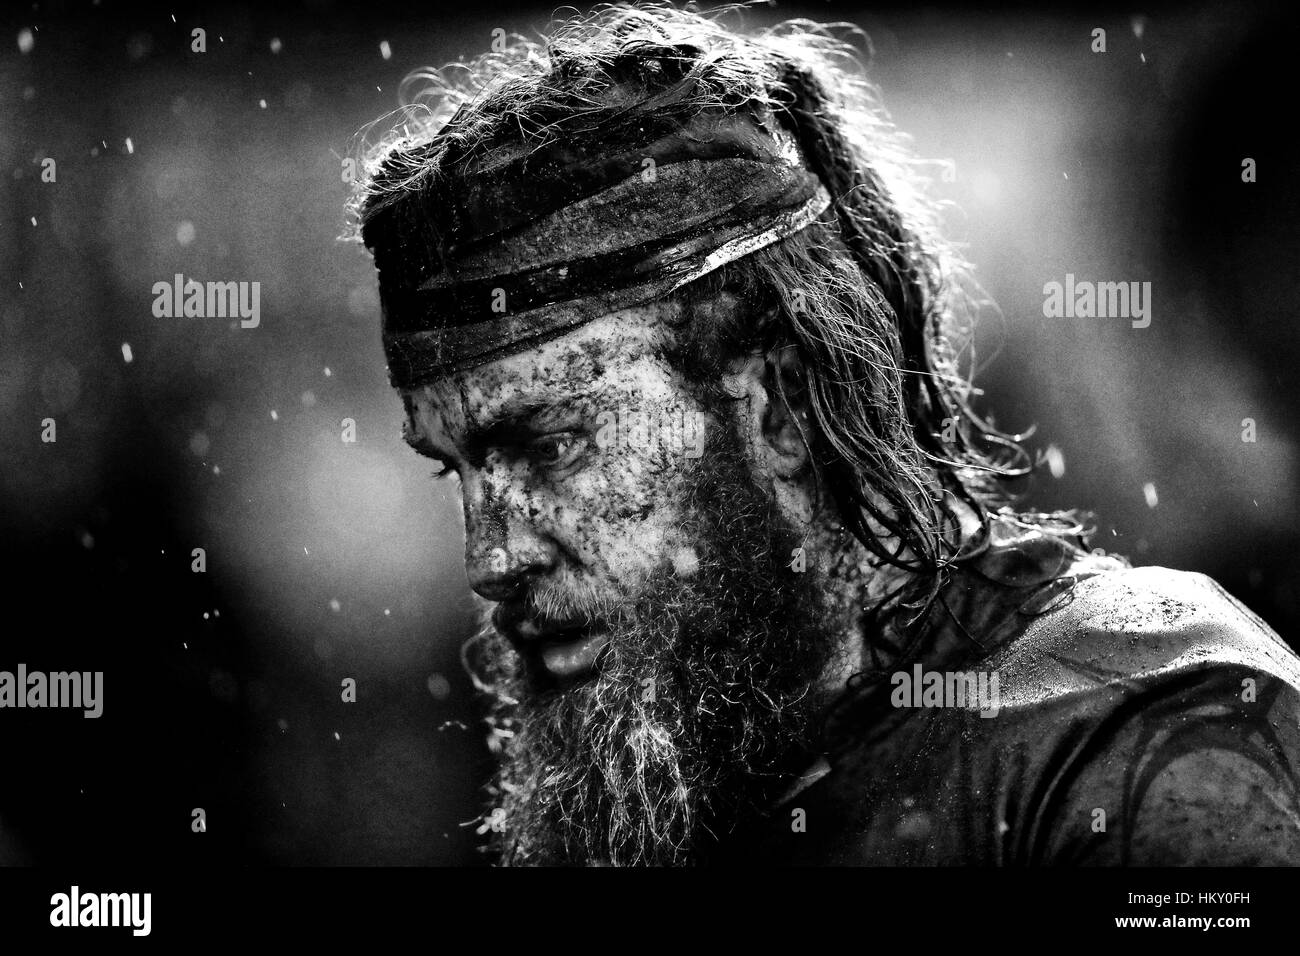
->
[401, 297, 885, 696]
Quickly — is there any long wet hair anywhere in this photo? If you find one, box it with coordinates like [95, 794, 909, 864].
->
[350, 3, 1089, 639]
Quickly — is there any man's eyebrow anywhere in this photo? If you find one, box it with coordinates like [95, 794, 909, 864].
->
[404, 390, 596, 461]
[465, 392, 593, 448]
[402, 426, 455, 462]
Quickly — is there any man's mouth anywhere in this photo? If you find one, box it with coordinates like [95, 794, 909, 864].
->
[495, 607, 611, 681]
[535, 627, 611, 679]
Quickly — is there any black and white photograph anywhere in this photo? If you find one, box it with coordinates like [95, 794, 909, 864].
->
[1, 0, 1297, 939]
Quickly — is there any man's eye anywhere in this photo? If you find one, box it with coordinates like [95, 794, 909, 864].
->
[430, 461, 457, 480]
[528, 433, 583, 468]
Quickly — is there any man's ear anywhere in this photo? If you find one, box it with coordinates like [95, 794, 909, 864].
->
[761, 343, 812, 479]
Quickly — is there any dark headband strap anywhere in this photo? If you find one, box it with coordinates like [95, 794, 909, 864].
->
[371, 109, 832, 387]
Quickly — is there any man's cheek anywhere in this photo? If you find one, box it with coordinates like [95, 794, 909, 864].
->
[563, 463, 661, 526]
[557, 480, 686, 569]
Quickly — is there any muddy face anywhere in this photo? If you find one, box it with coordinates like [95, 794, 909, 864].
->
[402, 300, 843, 864]
[403, 303, 709, 681]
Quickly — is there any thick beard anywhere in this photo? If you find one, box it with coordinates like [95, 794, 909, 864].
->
[464, 429, 834, 866]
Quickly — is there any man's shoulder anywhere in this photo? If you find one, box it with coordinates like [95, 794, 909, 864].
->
[988, 564, 1300, 709]
[751, 564, 1300, 864]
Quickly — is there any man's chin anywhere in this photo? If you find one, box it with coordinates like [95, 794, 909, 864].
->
[479, 604, 827, 866]
[487, 664, 707, 866]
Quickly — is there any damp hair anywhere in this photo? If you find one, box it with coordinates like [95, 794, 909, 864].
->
[348, 2, 1091, 597]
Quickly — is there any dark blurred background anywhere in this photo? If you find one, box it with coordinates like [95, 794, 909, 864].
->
[0, 0, 1296, 865]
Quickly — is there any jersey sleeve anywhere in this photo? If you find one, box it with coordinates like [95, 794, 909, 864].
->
[1000, 568, 1300, 865]
[1036, 665, 1300, 864]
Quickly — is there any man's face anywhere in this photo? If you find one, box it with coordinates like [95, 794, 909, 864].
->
[402, 298, 832, 865]
[404, 302, 708, 685]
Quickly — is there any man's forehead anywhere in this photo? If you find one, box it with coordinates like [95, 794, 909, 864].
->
[404, 302, 680, 440]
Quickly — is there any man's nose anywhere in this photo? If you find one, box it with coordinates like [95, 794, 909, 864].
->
[462, 473, 557, 602]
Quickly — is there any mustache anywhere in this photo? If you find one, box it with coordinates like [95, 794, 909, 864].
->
[463, 583, 623, 699]
[490, 591, 618, 638]
[483, 553, 730, 659]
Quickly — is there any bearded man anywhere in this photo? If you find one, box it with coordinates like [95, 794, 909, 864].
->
[352, 5, 1300, 866]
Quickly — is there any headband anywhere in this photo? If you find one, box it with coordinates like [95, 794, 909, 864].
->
[367, 107, 832, 388]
